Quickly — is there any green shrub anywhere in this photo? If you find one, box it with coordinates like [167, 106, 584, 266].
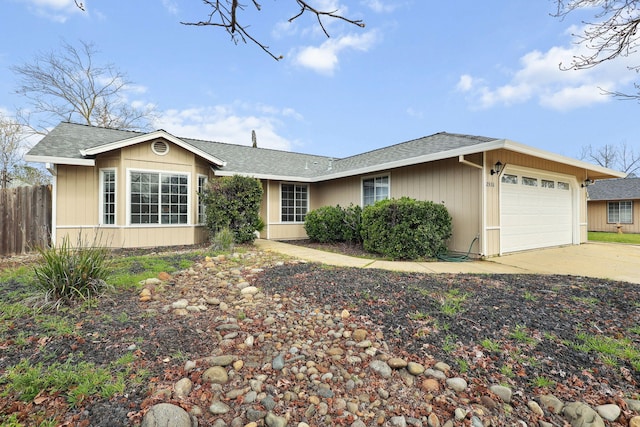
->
[304, 204, 363, 243]
[32, 235, 112, 306]
[342, 204, 363, 244]
[201, 175, 264, 244]
[304, 205, 346, 242]
[361, 197, 452, 259]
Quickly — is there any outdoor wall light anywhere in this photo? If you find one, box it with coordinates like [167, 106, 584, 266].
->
[581, 179, 594, 188]
[490, 161, 503, 175]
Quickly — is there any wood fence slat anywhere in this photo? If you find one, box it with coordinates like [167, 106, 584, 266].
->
[0, 185, 52, 255]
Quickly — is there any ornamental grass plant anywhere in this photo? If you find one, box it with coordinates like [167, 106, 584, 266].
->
[33, 235, 112, 307]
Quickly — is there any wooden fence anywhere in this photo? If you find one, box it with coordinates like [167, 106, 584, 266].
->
[0, 185, 52, 255]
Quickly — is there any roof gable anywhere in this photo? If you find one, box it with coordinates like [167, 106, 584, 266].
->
[80, 129, 226, 167]
[587, 177, 640, 200]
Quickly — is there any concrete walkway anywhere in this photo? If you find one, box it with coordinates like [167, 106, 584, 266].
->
[254, 240, 640, 284]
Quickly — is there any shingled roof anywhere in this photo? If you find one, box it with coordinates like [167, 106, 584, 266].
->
[26, 123, 502, 181]
[587, 177, 640, 201]
[26, 122, 625, 182]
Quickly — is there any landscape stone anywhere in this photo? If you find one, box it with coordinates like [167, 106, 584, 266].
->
[563, 402, 605, 427]
[141, 403, 191, 427]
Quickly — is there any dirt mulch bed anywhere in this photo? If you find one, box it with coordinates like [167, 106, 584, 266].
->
[1, 247, 639, 426]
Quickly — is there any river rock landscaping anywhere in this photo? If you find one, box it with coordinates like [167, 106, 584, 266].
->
[1, 247, 639, 426]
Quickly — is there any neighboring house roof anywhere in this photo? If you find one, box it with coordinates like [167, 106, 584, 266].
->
[587, 177, 640, 201]
[25, 122, 626, 181]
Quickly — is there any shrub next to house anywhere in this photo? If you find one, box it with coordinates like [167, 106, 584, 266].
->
[305, 204, 362, 243]
[361, 197, 452, 260]
[201, 175, 263, 244]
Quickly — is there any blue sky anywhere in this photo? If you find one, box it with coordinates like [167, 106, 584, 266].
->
[1, 0, 638, 162]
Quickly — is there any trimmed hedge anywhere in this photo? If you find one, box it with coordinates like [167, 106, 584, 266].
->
[361, 197, 452, 259]
[304, 204, 363, 244]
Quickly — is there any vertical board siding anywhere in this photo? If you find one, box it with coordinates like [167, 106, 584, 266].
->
[588, 200, 640, 234]
[0, 185, 52, 255]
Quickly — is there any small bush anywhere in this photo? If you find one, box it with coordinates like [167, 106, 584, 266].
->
[361, 197, 452, 259]
[32, 235, 112, 306]
[342, 204, 363, 244]
[304, 205, 346, 243]
[211, 226, 235, 252]
[304, 204, 363, 244]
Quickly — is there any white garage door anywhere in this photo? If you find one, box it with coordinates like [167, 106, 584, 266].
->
[501, 170, 573, 253]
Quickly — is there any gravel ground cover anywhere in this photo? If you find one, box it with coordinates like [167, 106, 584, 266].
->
[1, 246, 639, 426]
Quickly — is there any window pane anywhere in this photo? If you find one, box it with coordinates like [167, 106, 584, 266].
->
[131, 172, 187, 224]
[363, 176, 389, 206]
[281, 184, 307, 222]
[558, 182, 570, 190]
[522, 177, 538, 187]
[541, 179, 554, 188]
[102, 170, 116, 225]
[501, 174, 518, 184]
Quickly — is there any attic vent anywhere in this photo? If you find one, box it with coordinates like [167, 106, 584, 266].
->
[151, 140, 169, 156]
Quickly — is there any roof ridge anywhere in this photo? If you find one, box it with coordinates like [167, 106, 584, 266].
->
[334, 131, 499, 163]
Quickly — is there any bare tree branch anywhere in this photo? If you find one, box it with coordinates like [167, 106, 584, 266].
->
[0, 114, 27, 189]
[11, 40, 155, 134]
[580, 141, 640, 176]
[553, 0, 640, 99]
[182, 0, 365, 60]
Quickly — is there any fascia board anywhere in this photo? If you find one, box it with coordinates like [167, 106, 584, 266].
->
[214, 138, 626, 183]
[24, 154, 95, 166]
[501, 140, 626, 178]
[81, 130, 227, 167]
[213, 169, 315, 182]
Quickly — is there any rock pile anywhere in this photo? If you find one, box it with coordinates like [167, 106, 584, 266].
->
[136, 251, 640, 427]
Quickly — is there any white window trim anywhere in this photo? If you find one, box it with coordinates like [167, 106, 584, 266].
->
[99, 168, 117, 226]
[607, 200, 633, 224]
[280, 182, 309, 223]
[197, 174, 208, 225]
[361, 174, 391, 207]
[126, 167, 192, 227]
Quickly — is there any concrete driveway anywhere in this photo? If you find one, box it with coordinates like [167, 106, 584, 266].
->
[255, 240, 640, 284]
[488, 242, 640, 284]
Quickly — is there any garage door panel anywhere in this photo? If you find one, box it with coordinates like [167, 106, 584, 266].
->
[501, 173, 573, 253]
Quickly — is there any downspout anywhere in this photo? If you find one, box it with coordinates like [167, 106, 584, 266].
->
[459, 155, 484, 257]
[266, 180, 270, 240]
[47, 163, 58, 246]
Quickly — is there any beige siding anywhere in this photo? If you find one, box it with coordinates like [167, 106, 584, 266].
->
[54, 139, 211, 248]
[588, 200, 640, 234]
[390, 159, 482, 254]
[56, 165, 99, 226]
[262, 180, 310, 240]
[299, 158, 484, 253]
[55, 226, 208, 248]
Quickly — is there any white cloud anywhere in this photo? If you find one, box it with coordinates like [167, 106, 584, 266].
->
[457, 27, 637, 111]
[292, 30, 378, 75]
[406, 107, 423, 119]
[161, 0, 178, 15]
[21, 0, 84, 22]
[362, 0, 399, 13]
[152, 102, 302, 151]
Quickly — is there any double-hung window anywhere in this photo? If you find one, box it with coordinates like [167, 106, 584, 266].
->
[100, 169, 116, 225]
[197, 175, 207, 224]
[607, 201, 633, 224]
[363, 176, 389, 206]
[130, 171, 189, 225]
[281, 183, 307, 222]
